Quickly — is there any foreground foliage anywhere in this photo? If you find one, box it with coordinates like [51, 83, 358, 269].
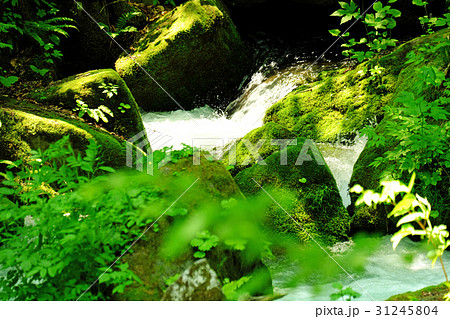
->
[351, 173, 450, 299]
[0, 137, 145, 300]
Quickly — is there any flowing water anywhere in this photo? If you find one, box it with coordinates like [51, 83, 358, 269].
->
[272, 236, 450, 301]
[141, 42, 343, 152]
[142, 62, 317, 151]
[140, 44, 450, 301]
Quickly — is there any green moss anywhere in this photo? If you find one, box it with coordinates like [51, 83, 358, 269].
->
[234, 138, 350, 245]
[349, 28, 450, 234]
[0, 97, 127, 168]
[264, 61, 394, 142]
[264, 29, 450, 143]
[222, 122, 296, 175]
[115, 0, 251, 111]
[32, 69, 146, 140]
[159, 156, 245, 204]
[387, 283, 449, 301]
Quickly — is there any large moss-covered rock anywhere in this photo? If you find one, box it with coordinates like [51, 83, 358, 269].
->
[264, 60, 396, 143]
[264, 29, 450, 144]
[222, 122, 296, 176]
[115, 0, 251, 111]
[0, 97, 128, 168]
[35, 69, 145, 140]
[117, 157, 272, 300]
[349, 28, 450, 235]
[234, 138, 350, 245]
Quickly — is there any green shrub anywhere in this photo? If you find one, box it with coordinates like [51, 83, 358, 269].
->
[0, 136, 151, 300]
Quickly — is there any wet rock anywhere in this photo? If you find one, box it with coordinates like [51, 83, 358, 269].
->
[162, 259, 225, 301]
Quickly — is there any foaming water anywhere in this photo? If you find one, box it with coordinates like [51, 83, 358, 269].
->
[142, 60, 333, 151]
[273, 236, 450, 301]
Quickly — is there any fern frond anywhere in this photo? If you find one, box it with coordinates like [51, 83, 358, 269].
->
[0, 42, 13, 50]
[0, 22, 20, 33]
[43, 17, 76, 25]
[115, 11, 142, 32]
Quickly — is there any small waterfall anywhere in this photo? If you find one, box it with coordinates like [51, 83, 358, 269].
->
[142, 57, 339, 151]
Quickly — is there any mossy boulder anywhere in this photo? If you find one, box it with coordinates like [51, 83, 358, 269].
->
[264, 29, 450, 144]
[234, 138, 350, 245]
[0, 97, 127, 169]
[387, 283, 449, 301]
[264, 61, 396, 143]
[118, 157, 272, 300]
[159, 156, 245, 202]
[349, 28, 450, 235]
[222, 122, 296, 175]
[34, 69, 146, 140]
[115, 0, 251, 112]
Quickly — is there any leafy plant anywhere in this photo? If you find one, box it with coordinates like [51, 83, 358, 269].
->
[0, 75, 18, 87]
[29, 65, 49, 77]
[329, 0, 401, 62]
[190, 230, 219, 258]
[0, 137, 156, 300]
[118, 103, 132, 113]
[362, 51, 450, 188]
[73, 99, 114, 123]
[164, 273, 180, 287]
[98, 10, 142, 39]
[330, 282, 361, 301]
[222, 276, 251, 301]
[0, 0, 76, 77]
[411, 0, 450, 34]
[351, 172, 450, 283]
[98, 82, 119, 99]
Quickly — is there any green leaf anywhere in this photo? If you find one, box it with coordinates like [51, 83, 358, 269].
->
[412, 0, 427, 6]
[99, 166, 115, 173]
[341, 15, 353, 24]
[224, 239, 247, 251]
[48, 266, 57, 278]
[0, 187, 15, 195]
[30, 65, 49, 76]
[373, 1, 383, 12]
[193, 251, 206, 258]
[329, 29, 341, 37]
[0, 75, 18, 87]
[396, 212, 425, 227]
[388, 193, 416, 218]
[349, 184, 364, 194]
